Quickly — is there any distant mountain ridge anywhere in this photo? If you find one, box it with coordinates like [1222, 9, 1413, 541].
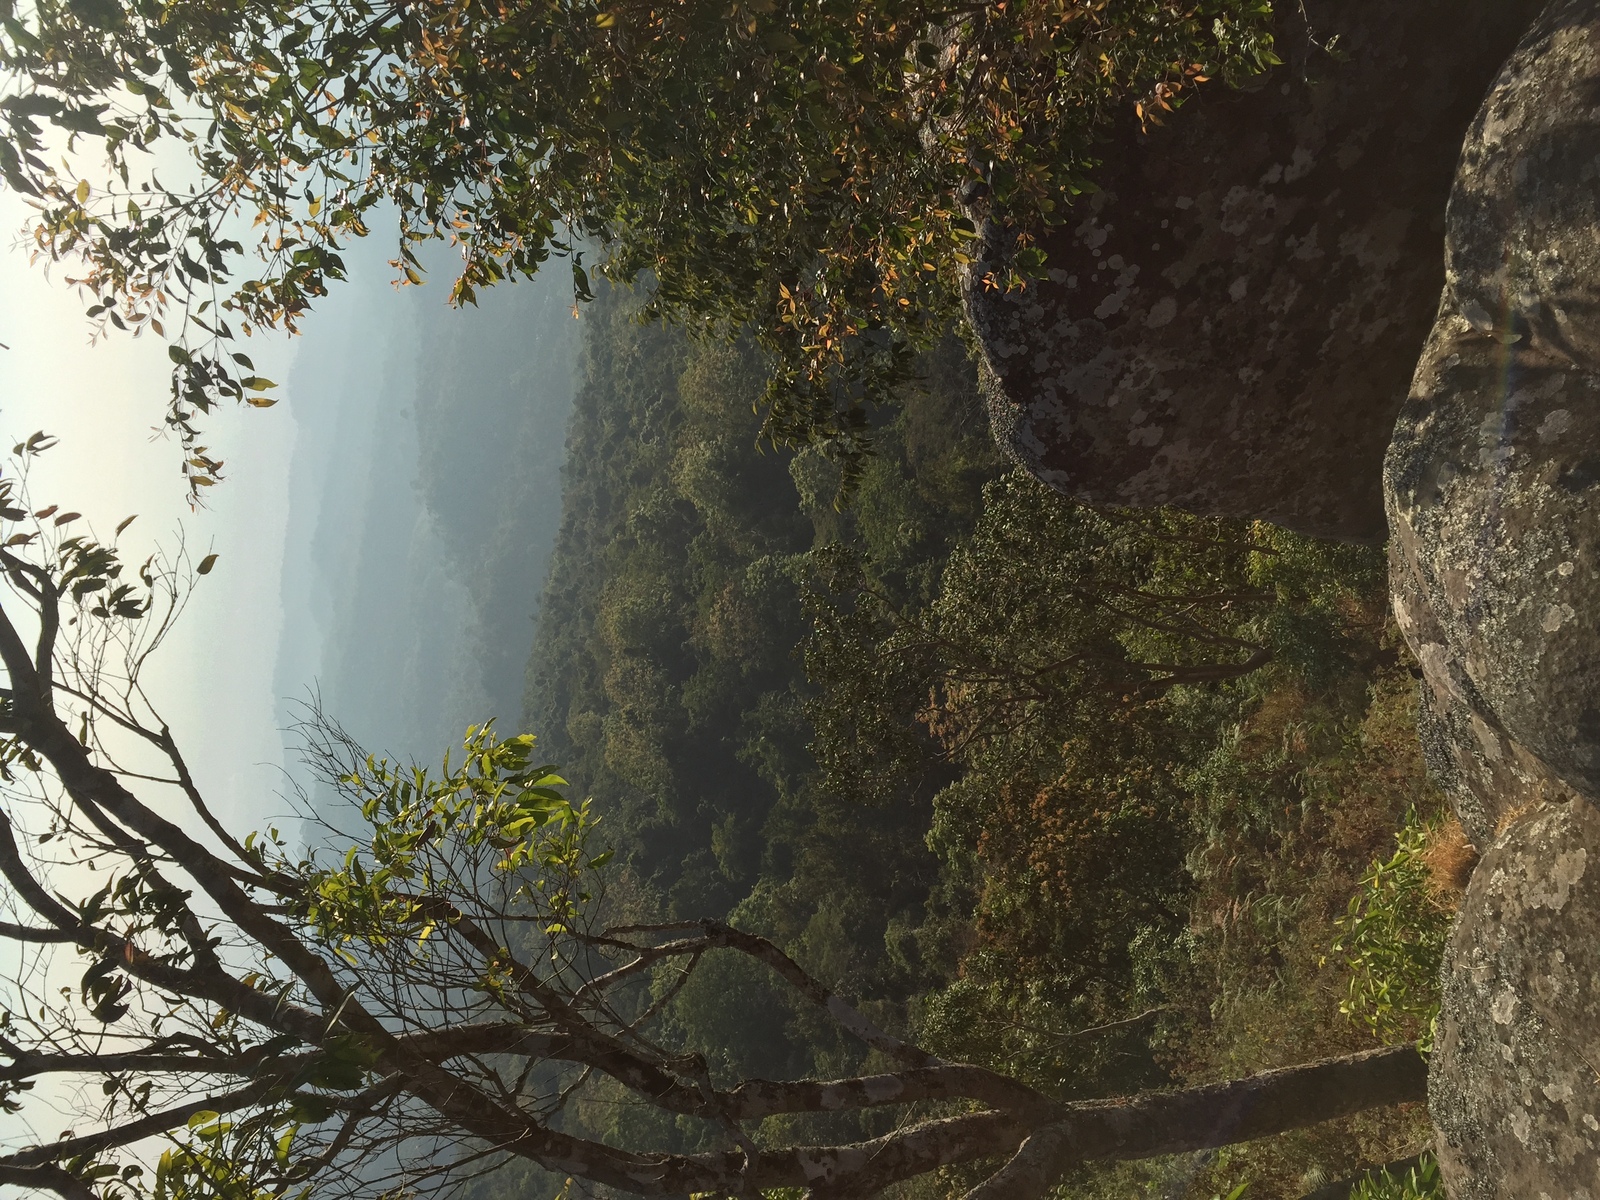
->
[272, 240, 579, 788]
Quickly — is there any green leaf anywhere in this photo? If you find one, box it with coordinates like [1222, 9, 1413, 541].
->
[196, 553, 219, 575]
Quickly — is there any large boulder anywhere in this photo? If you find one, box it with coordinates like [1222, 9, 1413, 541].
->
[966, 0, 1542, 542]
[1431, 799, 1600, 1200]
[1383, 2, 1600, 1193]
[1385, 0, 1600, 838]
[1448, 0, 1600, 372]
[1386, 312, 1600, 844]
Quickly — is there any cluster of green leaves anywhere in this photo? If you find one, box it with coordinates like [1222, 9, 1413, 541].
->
[141, 1110, 309, 1200]
[67, 710, 619, 1200]
[289, 724, 604, 953]
[1331, 812, 1454, 1049]
[1348, 1154, 1443, 1200]
[1196, 1157, 1445, 1200]
[804, 478, 1332, 816]
[1, 0, 1274, 485]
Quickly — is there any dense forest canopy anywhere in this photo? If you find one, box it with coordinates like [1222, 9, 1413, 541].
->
[0, 373, 1445, 1200]
[514, 284, 1457, 1198]
[1, 0, 1275, 487]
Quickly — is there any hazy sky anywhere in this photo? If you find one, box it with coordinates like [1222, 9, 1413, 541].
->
[0, 190, 581, 836]
[0, 189, 301, 830]
[0, 136, 585, 1172]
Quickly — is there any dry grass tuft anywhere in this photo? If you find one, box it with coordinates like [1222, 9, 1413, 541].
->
[1421, 816, 1479, 901]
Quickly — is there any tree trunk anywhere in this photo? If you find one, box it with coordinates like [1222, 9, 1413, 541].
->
[956, 1045, 1428, 1200]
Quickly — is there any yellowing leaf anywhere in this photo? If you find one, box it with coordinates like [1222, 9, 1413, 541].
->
[196, 553, 219, 575]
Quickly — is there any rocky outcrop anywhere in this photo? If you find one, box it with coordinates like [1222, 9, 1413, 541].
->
[1430, 800, 1600, 1199]
[1389, 309, 1600, 1194]
[960, 0, 1600, 1188]
[1386, 313, 1600, 847]
[966, 0, 1542, 542]
[1448, 0, 1600, 373]
[1382, 1, 1600, 1194]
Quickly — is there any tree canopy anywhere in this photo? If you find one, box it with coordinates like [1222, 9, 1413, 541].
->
[518, 295, 1447, 1195]
[0, 0, 1276, 488]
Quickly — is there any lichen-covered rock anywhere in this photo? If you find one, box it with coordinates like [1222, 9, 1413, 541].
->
[1385, 0, 1600, 816]
[966, 0, 1541, 542]
[1386, 5, 1600, 1194]
[1386, 311, 1600, 837]
[1407, 677, 1572, 853]
[1448, 0, 1600, 370]
[1431, 798, 1600, 1199]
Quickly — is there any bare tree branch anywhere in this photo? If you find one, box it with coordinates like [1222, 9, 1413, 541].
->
[0, 1162, 100, 1200]
[4, 1081, 277, 1168]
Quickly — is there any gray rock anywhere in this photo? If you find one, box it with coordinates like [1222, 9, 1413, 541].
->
[966, 0, 1541, 542]
[1385, 0, 1600, 813]
[1431, 799, 1600, 1200]
[1385, 311, 1600, 836]
[1448, 0, 1600, 371]
[1386, 6, 1600, 1195]
[1409, 678, 1533, 853]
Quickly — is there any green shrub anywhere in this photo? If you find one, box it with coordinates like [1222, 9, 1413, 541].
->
[1349, 1153, 1444, 1200]
[1331, 815, 1454, 1047]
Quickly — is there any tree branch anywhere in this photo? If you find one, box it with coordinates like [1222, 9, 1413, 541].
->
[0, 1162, 99, 1200]
[725, 1063, 1056, 1120]
[3, 1079, 276, 1167]
[958, 1045, 1429, 1200]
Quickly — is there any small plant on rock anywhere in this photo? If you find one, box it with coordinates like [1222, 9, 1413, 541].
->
[1331, 813, 1460, 1048]
[1348, 1153, 1444, 1200]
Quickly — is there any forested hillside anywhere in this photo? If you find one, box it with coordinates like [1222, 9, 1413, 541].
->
[515, 287, 1458, 1197]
